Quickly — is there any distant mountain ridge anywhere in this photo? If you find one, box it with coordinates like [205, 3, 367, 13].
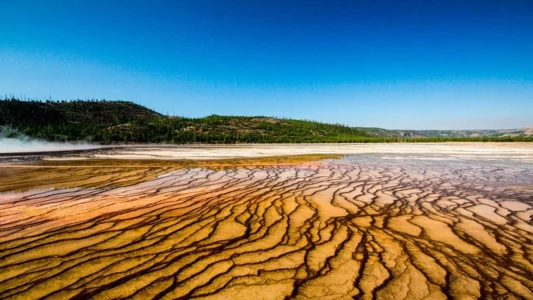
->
[363, 128, 533, 138]
[0, 98, 531, 143]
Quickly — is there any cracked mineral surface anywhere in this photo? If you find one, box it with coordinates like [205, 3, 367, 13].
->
[0, 149, 532, 299]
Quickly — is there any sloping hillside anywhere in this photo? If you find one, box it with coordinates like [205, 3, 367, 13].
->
[522, 126, 533, 136]
[1, 98, 531, 144]
[0, 99, 161, 127]
[0, 99, 373, 143]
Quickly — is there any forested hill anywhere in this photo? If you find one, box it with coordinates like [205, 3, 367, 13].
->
[0, 98, 374, 143]
[1, 98, 531, 143]
[0, 99, 161, 126]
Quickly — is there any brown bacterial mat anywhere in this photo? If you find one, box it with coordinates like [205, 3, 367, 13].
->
[0, 155, 532, 299]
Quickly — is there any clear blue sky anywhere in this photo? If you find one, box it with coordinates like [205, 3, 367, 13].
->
[1, 0, 532, 129]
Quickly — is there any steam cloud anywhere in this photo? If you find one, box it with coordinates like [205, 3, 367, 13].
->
[0, 127, 103, 153]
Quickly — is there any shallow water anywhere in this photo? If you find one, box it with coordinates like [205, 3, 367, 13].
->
[0, 154, 532, 299]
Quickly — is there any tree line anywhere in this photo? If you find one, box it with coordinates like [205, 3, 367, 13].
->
[1, 98, 531, 144]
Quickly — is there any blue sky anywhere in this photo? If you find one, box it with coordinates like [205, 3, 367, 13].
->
[1, 0, 532, 129]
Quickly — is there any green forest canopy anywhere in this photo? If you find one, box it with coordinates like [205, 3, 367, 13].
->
[1, 98, 531, 144]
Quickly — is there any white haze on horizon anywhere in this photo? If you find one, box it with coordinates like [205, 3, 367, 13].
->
[0, 137, 104, 153]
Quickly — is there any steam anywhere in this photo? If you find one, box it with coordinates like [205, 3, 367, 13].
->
[0, 126, 103, 153]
